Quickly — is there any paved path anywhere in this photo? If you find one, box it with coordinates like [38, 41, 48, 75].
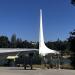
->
[0, 67, 75, 75]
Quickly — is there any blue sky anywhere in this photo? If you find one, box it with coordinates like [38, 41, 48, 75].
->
[0, 0, 75, 41]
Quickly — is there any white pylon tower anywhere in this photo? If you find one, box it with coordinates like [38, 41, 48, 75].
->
[39, 9, 59, 56]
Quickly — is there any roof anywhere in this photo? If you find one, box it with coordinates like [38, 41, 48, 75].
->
[0, 48, 38, 53]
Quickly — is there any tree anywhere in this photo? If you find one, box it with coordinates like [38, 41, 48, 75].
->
[35, 42, 39, 49]
[68, 29, 75, 69]
[22, 40, 34, 48]
[11, 34, 17, 48]
[16, 38, 23, 48]
[46, 39, 68, 52]
[71, 0, 75, 5]
[0, 36, 9, 48]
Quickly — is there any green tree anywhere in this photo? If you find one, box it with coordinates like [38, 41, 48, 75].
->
[46, 39, 68, 52]
[0, 36, 9, 48]
[11, 34, 17, 48]
[22, 40, 34, 48]
[16, 38, 23, 48]
[35, 42, 39, 49]
[68, 29, 75, 69]
[71, 0, 75, 5]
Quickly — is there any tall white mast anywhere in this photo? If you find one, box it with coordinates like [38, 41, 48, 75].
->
[39, 9, 59, 56]
[39, 9, 45, 47]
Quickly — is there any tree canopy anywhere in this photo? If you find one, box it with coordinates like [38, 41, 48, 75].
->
[0, 34, 68, 52]
[71, 0, 75, 5]
[68, 29, 75, 69]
